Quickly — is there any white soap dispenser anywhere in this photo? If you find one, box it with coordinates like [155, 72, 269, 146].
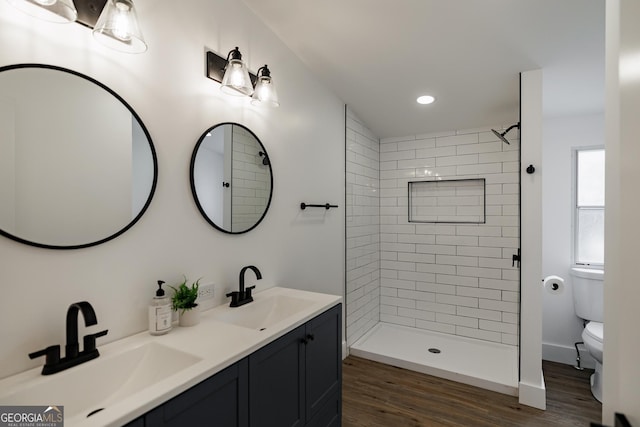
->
[149, 280, 172, 335]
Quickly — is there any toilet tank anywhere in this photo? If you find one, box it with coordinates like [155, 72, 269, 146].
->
[571, 267, 604, 322]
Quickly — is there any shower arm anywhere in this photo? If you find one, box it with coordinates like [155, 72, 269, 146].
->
[502, 123, 520, 136]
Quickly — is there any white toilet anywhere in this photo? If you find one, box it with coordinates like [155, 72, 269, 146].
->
[571, 267, 604, 402]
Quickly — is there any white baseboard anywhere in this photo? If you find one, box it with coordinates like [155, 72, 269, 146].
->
[519, 377, 547, 410]
[542, 342, 595, 369]
[342, 340, 348, 359]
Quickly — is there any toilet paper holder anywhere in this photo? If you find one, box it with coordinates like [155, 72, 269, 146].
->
[543, 275, 565, 294]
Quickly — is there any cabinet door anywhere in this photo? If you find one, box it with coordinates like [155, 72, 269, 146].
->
[306, 391, 341, 427]
[145, 359, 248, 427]
[304, 304, 342, 424]
[249, 324, 306, 427]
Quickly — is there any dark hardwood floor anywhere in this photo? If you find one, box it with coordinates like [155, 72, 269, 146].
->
[342, 356, 602, 427]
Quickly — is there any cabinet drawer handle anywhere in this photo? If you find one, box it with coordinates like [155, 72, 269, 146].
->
[300, 334, 315, 345]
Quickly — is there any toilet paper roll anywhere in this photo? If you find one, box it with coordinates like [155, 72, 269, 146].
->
[543, 275, 565, 294]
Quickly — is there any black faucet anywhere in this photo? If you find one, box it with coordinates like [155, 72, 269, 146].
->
[226, 265, 262, 307]
[29, 301, 108, 375]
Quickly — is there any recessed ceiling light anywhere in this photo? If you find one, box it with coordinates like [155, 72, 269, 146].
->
[417, 95, 435, 105]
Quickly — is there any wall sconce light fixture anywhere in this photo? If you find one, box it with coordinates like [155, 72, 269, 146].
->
[251, 65, 279, 107]
[220, 47, 254, 96]
[6, 0, 78, 23]
[206, 48, 280, 107]
[92, 0, 146, 53]
[7, 0, 147, 53]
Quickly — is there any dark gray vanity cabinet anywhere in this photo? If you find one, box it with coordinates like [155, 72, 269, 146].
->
[122, 417, 144, 427]
[129, 303, 341, 427]
[249, 323, 306, 426]
[143, 359, 248, 427]
[304, 305, 342, 426]
[249, 304, 342, 427]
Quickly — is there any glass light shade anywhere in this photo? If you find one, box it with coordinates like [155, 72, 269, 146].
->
[92, 0, 147, 54]
[251, 75, 279, 107]
[221, 58, 254, 96]
[7, 0, 77, 23]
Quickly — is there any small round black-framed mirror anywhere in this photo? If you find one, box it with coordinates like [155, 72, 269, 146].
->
[190, 123, 273, 234]
[0, 63, 158, 250]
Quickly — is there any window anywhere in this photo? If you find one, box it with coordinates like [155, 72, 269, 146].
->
[575, 148, 605, 266]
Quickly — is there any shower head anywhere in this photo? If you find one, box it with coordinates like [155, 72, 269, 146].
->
[491, 122, 520, 145]
[492, 129, 511, 145]
[258, 151, 270, 166]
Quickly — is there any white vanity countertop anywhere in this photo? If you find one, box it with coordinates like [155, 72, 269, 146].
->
[0, 287, 342, 427]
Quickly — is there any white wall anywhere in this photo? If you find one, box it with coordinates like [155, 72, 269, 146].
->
[541, 113, 604, 367]
[345, 107, 380, 346]
[0, 0, 345, 379]
[378, 127, 520, 346]
[603, 0, 640, 423]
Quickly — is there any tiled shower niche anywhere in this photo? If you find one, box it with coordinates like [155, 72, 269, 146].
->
[408, 178, 486, 224]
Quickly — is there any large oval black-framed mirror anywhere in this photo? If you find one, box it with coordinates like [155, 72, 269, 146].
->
[190, 123, 273, 234]
[0, 63, 158, 249]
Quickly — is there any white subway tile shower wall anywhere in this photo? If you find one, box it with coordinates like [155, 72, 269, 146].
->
[379, 128, 520, 346]
[231, 126, 270, 231]
[345, 107, 380, 346]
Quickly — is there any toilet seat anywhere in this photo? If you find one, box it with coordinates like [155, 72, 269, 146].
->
[584, 321, 603, 344]
[582, 321, 603, 363]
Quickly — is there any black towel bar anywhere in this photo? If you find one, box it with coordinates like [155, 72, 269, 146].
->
[300, 203, 339, 210]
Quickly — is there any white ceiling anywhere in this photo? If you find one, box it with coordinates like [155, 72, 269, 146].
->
[241, 0, 605, 139]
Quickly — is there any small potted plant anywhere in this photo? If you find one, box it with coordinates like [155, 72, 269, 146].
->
[170, 277, 200, 326]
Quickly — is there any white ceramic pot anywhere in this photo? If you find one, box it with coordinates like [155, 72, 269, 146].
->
[178, 305, 200, 327]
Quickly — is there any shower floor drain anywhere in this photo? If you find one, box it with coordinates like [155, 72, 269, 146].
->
[428, 348, 441, 354]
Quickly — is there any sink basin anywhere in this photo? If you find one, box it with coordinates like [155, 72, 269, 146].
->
[210, 294, 316, 330]
[0, 342, 201, 420]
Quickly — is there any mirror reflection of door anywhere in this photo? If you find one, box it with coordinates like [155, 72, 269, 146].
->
[194, 126, 232, 229]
